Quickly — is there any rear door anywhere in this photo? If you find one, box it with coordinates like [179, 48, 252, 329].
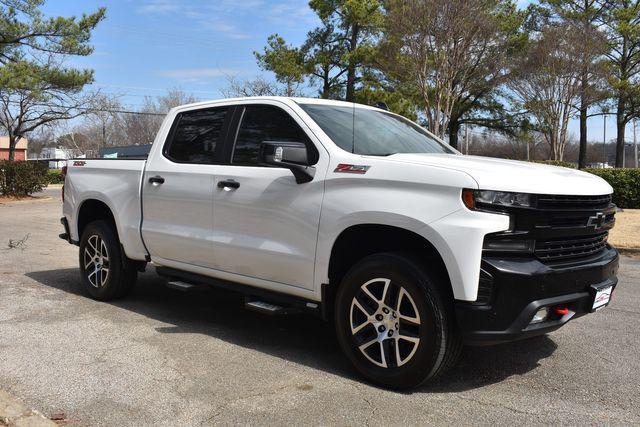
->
[210, 103, 328, 290]
[141, 105, 232, 268]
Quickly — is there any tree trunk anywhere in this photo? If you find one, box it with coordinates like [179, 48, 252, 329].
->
[616, 98, 625, 168]
[448, 120, 459, 150]
[578, 83, 588, 169]
[8, 134, 16, 162]
[322, 77, 330, 99]
[345, 24, 359, 102]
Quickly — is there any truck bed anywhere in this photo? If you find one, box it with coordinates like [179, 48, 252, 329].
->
[62, 159, 148, 261]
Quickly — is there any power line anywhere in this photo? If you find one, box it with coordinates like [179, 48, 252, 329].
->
[101, 24, 237, 50]
[92, 83, 217, 96]
[4, 99, 166, 116]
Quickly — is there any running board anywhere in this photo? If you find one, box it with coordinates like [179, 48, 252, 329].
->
[155, 266, 323, 318]
[244, 299, 287, 315]
[167, 280, 197, 292]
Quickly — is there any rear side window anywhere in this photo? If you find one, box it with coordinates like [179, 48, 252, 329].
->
[164, 107, 228, 163]
[232, 105, 313, 166]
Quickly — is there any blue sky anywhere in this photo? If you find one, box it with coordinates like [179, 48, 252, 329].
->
[42, 0, 320, 109]
[41, 0, 634, 143]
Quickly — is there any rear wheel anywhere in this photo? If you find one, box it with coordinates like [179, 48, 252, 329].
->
[79, 220, 137, 300]
[335, 252, 462, 389]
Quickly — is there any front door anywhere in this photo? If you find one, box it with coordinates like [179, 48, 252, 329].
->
[210, 104, 327, 290]
[141, 105, 231, 268]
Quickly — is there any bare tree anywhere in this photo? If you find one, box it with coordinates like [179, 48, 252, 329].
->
[380, 0, 526, 145]
[0, 56, 97, 160]
[25, 124, 54, 158]
[80, 92, 126, 148]
[599, 0, 640, 167]
[55, 127, 95, 155]
[221, 75, 285, 98]
[509, 25, 583, 160]
[120, 88, 196, 146]
[535, 1, 609, 168]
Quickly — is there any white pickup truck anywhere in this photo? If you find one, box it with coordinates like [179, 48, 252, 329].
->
[60, 97, 619, 389]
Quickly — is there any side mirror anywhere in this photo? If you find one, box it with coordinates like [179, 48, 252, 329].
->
[260, 141, 315, 184]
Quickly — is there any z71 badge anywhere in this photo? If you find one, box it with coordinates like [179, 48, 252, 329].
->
[334, 164, 370, 174]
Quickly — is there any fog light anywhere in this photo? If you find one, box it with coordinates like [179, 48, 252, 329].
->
[531, 307, 549, 324]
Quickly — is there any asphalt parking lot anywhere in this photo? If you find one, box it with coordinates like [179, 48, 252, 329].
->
[1, 191, 639, 425]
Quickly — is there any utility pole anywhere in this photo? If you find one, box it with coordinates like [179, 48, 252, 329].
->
[102, 122, 106, 149]
[603, 113, 607, 167]
[634, 119, 638, 168]
[464, 125, 469, 155]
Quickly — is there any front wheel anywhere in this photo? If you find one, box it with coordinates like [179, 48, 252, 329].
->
[334, 253, 462, 389]
[79, 220, 137, 301]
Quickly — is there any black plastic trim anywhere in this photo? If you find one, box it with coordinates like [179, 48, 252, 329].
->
[59, 217, 78, 245]
[156, 266, 322, 317]
[456, 247, 619, 346]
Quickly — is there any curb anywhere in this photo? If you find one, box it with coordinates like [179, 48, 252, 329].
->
[618, 247, 640, 256]
[0, 389, 56, 426]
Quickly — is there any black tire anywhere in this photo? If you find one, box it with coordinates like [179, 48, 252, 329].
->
[79, 220, 137, 301]
[334, 252, 462, 389]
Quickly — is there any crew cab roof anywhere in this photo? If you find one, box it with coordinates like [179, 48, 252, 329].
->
[171, 96, 383, 112]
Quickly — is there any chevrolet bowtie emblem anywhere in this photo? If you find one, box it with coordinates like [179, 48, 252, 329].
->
[586, 212, 605, 230]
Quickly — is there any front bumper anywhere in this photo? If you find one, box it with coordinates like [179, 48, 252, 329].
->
[456, 246, 619, 345]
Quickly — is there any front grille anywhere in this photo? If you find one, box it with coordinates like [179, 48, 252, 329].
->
[536, 194, 612, 210]
[535, 232, 609, 262]
[483, 193, 615, 265]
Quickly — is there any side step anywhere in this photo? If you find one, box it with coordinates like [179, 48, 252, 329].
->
[245, 298, 319, 316]
[156, 266, 323, 318]
[244, 299, 288, 315]
[167, 280, 197, 292]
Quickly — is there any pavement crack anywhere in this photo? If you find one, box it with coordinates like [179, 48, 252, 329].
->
[200, 385, 289, 425]
[456, 395, 541, 417]
[361, 395, 377, 426]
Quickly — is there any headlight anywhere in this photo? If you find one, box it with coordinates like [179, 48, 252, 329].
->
[462, 189, 532, 209]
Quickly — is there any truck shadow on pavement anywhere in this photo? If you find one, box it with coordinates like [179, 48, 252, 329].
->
[27, 267, 557, 394]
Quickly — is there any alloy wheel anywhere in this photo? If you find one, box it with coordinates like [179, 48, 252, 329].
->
[83, 234, 110, 288]
[349, 277, 422, 368]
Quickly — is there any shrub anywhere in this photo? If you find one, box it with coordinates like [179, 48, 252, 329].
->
[0, 160, 49, 196]
[531, 160, 577, 169]
[47, 169, 65, 184]
[584, 168, 640, 209]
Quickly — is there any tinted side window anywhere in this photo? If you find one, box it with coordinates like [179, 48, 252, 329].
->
[165, 107, 228, 163]
[232, 105, 311, 166]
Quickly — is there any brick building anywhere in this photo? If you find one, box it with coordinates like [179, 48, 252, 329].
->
[0, 136, 28, 160]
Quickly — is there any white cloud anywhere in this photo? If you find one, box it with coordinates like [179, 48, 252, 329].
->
[137, 0, 318, 37]
[137, 0, 253, 39]
[197, 19, 250, 40]
[268, 0, 318, 27]
[138, 0, 181, 14]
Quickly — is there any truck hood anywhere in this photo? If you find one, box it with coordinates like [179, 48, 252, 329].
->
[382, 153, 613, 195]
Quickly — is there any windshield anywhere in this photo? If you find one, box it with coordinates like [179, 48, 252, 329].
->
[299, 104, 456, 156]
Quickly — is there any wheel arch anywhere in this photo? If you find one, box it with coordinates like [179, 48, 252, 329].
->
[324, 223, 454, 318]
[76, 198, 120, 242]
